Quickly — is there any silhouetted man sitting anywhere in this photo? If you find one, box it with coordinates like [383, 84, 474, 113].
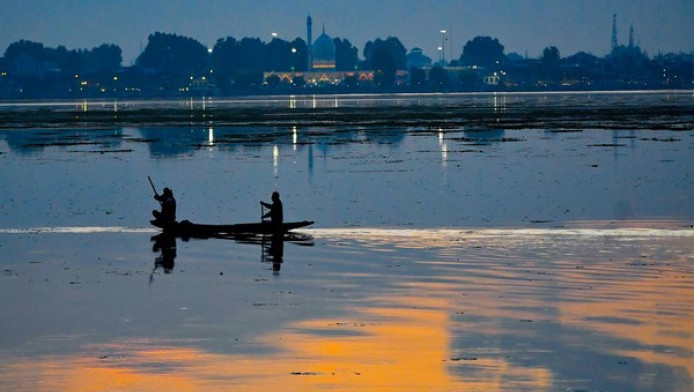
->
[260, 191, 283, 231]
[152, 187, 177, 225]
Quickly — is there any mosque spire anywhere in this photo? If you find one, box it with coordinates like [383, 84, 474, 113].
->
[307, 13, 313, 71]
[611, 13, 618, 51]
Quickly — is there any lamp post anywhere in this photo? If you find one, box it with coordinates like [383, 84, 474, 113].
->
[291, 47, 297, 72]
[440, 29, 447, 66]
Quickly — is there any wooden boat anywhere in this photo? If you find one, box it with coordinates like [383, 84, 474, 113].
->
[151, 219, 314, 237]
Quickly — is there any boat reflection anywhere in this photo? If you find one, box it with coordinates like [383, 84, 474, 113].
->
[149, 231, 313, 280]
[231, 231, 314, 274]
[150, 233, 177, 284]
[265, 233, 284, 272]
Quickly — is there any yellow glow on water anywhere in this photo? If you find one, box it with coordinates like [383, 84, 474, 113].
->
[1, 295, 555, 391]
[557, 266, 694, 377]
[0, 227, 691, 390]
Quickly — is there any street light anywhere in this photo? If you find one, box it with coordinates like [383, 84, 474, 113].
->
[291, 47, 297, 71]
[440, 30, 447, 66]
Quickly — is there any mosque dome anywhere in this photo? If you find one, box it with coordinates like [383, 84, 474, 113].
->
[312, 28, 336, 69]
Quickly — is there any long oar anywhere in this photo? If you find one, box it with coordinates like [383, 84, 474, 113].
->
[148, 176, 159, 196]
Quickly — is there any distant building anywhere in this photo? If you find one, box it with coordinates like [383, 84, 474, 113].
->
[311, 26, 336, 70]
[406, 48, 432, 69]
[264, 15, 373, 87]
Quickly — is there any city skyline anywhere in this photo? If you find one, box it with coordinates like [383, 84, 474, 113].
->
[1, 0, 693, 66]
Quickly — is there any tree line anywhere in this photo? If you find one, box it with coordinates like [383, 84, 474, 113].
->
[1, 31, 691, 98]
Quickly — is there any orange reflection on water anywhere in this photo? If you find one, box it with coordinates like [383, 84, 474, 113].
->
[2, 228, 691, 391]
[3, 348, 202, 392]
[558, 266, 694, 378]
[2, 293, 553, 391]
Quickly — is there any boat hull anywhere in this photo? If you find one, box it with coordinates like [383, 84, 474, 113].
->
[151, 219, 314, 237]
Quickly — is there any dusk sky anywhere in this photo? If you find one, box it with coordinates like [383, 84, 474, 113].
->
[2, 0, 692, 65]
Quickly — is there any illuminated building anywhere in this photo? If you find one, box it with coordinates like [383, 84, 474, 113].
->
[264, 15, 374, 86]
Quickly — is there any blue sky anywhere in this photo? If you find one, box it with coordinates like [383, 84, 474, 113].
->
[2, 0, 692, 64]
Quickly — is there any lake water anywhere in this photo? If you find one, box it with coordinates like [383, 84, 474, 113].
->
[0, 92, 692, 391]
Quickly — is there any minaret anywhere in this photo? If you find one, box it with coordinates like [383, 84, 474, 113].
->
[628, 24, 635, 48]
[611, 13, 618, 51]
[307, 14, 313, 71]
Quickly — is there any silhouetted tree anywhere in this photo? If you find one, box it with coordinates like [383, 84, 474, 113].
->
[235, 37, 267, 72]
[460, 36, 506, 68]
[542, 46, 560, 64]
[267, 38, 290, 71]
[334, 38, 358, 71]
[4, 40, 46, 62]
[4, 39, 121, 75]
[289, 38, 308, 71]
[364, 37, 407, 70]
[136, 32, 208, 76]
[83, 44, 122, 72]
[370, 46, 397, 86]
[54, 45, 82, 72]
[540, 46, 561, 82]
[211, 36, 239, 89]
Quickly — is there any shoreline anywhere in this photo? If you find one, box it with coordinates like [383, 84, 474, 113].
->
[1, 219, 692, 236]
[0, 91, 692, 130]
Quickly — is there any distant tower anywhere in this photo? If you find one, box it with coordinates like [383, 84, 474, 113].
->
[628, 24, 635, 48]
[307, 14, 313, 71]
[611, 13, 618, 51]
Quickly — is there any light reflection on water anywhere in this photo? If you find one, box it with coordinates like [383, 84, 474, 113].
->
[0, 227, 692, 391]
[0, 93, 692, 390]
[0, 90, 689, 111]
[0, 125, 691, 229]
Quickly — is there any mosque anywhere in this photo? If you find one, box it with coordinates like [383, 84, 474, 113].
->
[264, 15, 375, 86]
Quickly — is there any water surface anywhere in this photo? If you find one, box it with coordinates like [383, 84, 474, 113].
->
[0, 92, 692, 391]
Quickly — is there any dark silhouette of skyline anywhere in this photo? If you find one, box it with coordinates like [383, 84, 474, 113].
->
[1, 1, 692, 66]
